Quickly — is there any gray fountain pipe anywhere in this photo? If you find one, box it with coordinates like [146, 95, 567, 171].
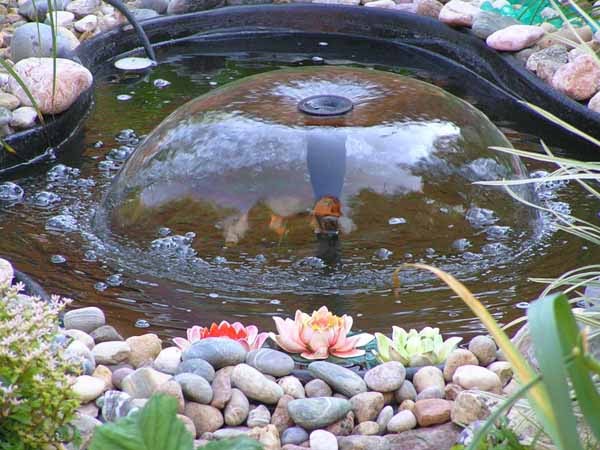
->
[103, 0, 156, 61]
[306, 130, 347, 202]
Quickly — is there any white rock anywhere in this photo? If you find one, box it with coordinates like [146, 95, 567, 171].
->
[64, 329, 95, 350]
[438, 0, 479, 27]
[72, 375, 106, 402]
[364, 0, 396, 7]
[387, 409, 417, 432]
[8, 58, 93, 114]
[453, 365, 502, 392]
[153, 346, 182, 374]
[0, 258, 14, 285]
[67, 0, 100, 17]
[486, 25, 545, 51]
[413, 366, 445, 393]
[74, 14, 98, 33]
[9, 106, 37, 129]
[58, 26, 81, 50]
[121, 367, 172, 398]
[310, 430, 338, 450]
[46, 11, 75, 27]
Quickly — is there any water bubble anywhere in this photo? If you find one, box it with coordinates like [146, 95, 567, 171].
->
[32, 191, 61, 207]
[94, 282, 107, 291]
[153, 79, 171, 89]
[463, 252, 482, 261]
[135, 319, 150, 328]
[47, 164, 80, 182]
[375, 248, 393, 260]
[466, 207, 497, 227]
[51, 255, 66, 264]
[0, 182, 24, 202]
[439, 207, 449, 214]
[77, 178, 96, 188]
[425, 248, 436, 256]
[318, 41, 329, 46]
[208, 81, 218, 86]
[158, 227, 171, 237]
[117, 94, 132, 101]
[270, 299, 281, 304]
[463, 158, 508, 181]
[46, 214, 78, 232]
[93, 141, 104, 148]
[150, 235, 196, 258]
[213, 256, 227, 265]
[452, 238, 471, 251]
[98, 160, 121, 171]
[311, 56, 324, 63]
[116, 129, 136, 143]
[107, 146, 133, 161]
[106, 274, 123, 287]
[184, 232, 196, 240]
[403, 253, 413, 259]
[485, 225, 511, 240]
[254, 254, 266, 263]
[516, 302, 530, 309]
[208, 293, 219, 298]
[83, 250, 97, 261]
[388, 217, 407, 225]
[295, 256, 325, 269]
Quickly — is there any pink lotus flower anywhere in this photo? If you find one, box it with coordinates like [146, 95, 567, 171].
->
[271, 306, 374, 360]
[173, 321, 269, 351]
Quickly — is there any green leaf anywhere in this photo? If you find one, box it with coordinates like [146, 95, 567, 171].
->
[374, 333, 391, 362]
[549, 294, 600, 443]
[528, 294, 584, 450]
[200, 437, 263, 450]
[89, 394, 194, 450]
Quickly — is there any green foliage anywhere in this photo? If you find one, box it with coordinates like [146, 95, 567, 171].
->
[89, 394, 263, 450]
[451, 418, 533, 450]
[373, 326, 462, 366]
[0, 282, 80, 450]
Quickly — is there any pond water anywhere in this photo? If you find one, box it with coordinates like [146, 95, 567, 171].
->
[0, 34, 597, 342]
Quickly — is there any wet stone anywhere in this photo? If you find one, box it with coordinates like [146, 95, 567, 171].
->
[175, 373, 214, 404]
[176, 358, 215, 382]
[308, 361, 367, 397]
[472, 11, 519, 39]
[183, 338, 247, 369]
[246, 348, 295, 377]
[287, 397, 352, 430]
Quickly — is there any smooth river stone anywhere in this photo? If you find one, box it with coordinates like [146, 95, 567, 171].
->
[387, 410, 417, 433]
[64, 307, 105, 333]
[184, 403, 223, 435]
[183, 338, 247, 369]
[308, 362, 367, 397]
[175, 373, 213, 404]
[486, 25, 545, 52]
[211, 366, 234, 408]
[281, 426, 309, 445]
[231, 363, 283, 404]
[350, 392, 385, 423]
[176, 358, 215, 382]
[468, 335, 497, 366]
[339, 435, 391, 450]
[224, 388, 250, 426]
[247, 404, 271, 427]
[0, 258, 13, 285]
[364, 362, 406, 392]
[278, 376, 305, 399]
[443, 349, 479, 381]
[246, 348, 295, 377]
[310, 430, 338, 450]
[121, 367, 171, 398]
[92, 341, 131, 365]
[287, 397, 352, 430]
[453, 365, 501, 392]
[153, 346, 182, 374]
[126, 333, 162, 368]
[72, 375, 106, 402]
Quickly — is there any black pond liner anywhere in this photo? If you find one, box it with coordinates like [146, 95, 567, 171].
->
[2, 4, 600, 175]
[13, 268, 51, 302]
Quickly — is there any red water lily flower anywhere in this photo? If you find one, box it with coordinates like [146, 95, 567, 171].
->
[173, 321, 269, 351]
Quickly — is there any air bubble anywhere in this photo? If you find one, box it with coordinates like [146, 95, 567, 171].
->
[375, 248, 393, 260]
[83, 250, 97, 261]
[47, 164, 80, 182]
[213, 256, 228, 265]
[0, 182, 24, 202]
[51, 255, 66, 264]
[466, 207, 497, 227]
[135, 319, 150, 328]
[481, 242, 510, 254]
[46, 214, 78, 232]
[153, 79, 171, 89]
[485, 225, 511, 240]
[94, 282, 107, 291]
[208, 293, 219, 298]
[117, 94, 132, 101]
[295, 256, 325, 269]
[388, 217, 407, 225]
[106, 274, 123, 287]
[158, 227, 171, 237]
[516, 302, 530, 309]
[452, 238, 471, 251]
[32, 191, 61, 207]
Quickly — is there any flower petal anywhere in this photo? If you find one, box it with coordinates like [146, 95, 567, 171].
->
[331, 348, 365, 358]
[173, 337, 190, 350]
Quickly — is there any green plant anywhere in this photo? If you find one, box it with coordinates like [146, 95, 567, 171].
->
[89, 394, 263, 450]
[452, 417, 533, 450]
[0, 281, 80, 449]
[373, 326, 461, 366]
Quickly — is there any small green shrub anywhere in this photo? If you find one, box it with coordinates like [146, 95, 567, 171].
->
[452, 418, 532, 450]
[89, 394, 263, 450]
[0, 281, 80, 449]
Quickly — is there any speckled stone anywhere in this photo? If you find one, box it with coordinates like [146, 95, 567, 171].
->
[288, 397, 352, 430]
[183, 338, 247, 369]
[246, 348, 295, 377]
[308, 362, 367, 397]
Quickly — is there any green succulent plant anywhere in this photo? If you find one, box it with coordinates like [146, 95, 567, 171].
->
[373, 326, 462, 366]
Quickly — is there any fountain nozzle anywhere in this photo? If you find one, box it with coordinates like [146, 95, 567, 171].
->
[298, 95, 353, 116]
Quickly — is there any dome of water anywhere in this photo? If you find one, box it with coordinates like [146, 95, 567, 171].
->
[96, 67, 537, 290]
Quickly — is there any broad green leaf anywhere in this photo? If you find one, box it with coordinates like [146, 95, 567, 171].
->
[374, 333, 391, 361]
[528, 295, 583, 450]
[421, 337, 434, 353]
[551, 294, 600, 443]
[89, 394, 194, 450]
[438, 337, 462, 362]
[406, 335, 422, 355]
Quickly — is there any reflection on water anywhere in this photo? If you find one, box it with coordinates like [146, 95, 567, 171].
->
[0, 35, 597, 342]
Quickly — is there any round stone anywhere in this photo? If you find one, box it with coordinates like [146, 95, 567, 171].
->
[364, 361, 406, 392]
[184, 403, 223, 435]
[412, 366, 445, 393]
[453, 365, 501, 392]
[387, 410, 417, 433]
[305, 379, 332, 398]
[416, 386, 444, 401]
[224, 388, 249, 426]
[353, 421, 380, 435]
[90, 325, 124, 343]
[246, 348, 295, 377]
[153, 346, 182, 374]
[281, 426, 309, 445]
[176, 358, 215, 382]
[247, 404, 271, 427]
[443, 349, 479, 381]
[287, 397, 352, 430]
[72, 375, 106, 402]
[231, 363, 283, 404]
[175, 373, 214, 404]
[64, 307, 105, 333]
[121, 367, 171, 398]
[63, 329, 95, 350]
[338, 436, 391, 450]
[413, 399, 452, 427]
[308, 361, 367, 397]
[376, 405, 394, 434]
[349, 392, 385, 423]
[92, 341, 131, 365]
[112, 367, 134, 390]
[183, 338, 247, 369]
[211, 366, 234, 409]
[278, 376, 305, 399]
[310, 430, 338, 450]
[394, 380, 417, 403]
[126, 333, 162, 368]
[487, 361, 513, 386]
[468, 335, 497, 366]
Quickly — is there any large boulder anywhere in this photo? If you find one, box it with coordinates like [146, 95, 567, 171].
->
[9, 57, 93, 114]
